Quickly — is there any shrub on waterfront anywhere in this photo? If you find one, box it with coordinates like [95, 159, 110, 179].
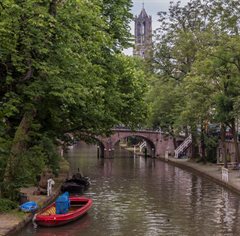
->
[13, 146, 46, 186]
[0, 136, 11, 182]
[0, 198, 18, 212]
[12, 137, 61, 187]
[0, 155, 7, 183]
[205, 136, 218, 163]
[40, 136, 60, 176]
[1, 181, 21, 201]
[0, 139, 61, 200]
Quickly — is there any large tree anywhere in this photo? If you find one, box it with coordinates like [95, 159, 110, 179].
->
[149, 0, 210, 158]
[0, 0, 148, 197]
[148, 0, 240, 163]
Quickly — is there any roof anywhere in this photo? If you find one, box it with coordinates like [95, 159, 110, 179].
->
[137, 7, 150, 19]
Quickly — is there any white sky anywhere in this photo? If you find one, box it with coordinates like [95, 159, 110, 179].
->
[124, 0, 190, 55]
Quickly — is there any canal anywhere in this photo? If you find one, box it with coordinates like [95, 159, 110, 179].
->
[15, 142, 240, 236]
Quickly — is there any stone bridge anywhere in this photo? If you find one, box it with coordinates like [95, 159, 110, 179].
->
[96, 128, 175, 158]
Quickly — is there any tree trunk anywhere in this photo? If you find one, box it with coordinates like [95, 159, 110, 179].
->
[172, 136, 177, 150]
[200, 122, 206, 163]
[231, 119, 239, 165]
[190, 126, 199, 159]
[49, 0, 57, 17]
[3, 109, 36, 183]
[170, 126, 177, 149]
[220, 123, 228, 168]
[191, 134, 198, 159]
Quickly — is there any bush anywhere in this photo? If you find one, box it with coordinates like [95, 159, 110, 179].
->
[40, 136, 60, 176]
[0, 182, 21, 201]
[13, 146, 46, 186]
[206, 136, 218, 163]
[0, 198, 18, 212]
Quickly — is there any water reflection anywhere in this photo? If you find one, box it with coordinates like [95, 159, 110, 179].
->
[14, 142, 240, 236]
[34, 214, 92, 236]
[99, 159, 113, 177]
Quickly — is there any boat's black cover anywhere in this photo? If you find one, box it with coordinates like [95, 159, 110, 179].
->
[61, 173, 90, 193]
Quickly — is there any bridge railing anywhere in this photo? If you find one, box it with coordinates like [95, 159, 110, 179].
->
[111, 128, 163, 134]
[139, 141, 147, 152]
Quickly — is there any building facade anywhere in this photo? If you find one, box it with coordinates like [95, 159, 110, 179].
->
[133, 7, 152, 58]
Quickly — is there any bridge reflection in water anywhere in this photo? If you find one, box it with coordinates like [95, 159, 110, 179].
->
[15, 142, 240, 236]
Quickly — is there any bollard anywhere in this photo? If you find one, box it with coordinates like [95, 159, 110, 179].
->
[97, 146, 100, 159]
[47, 178, 55, 196]
[221, 167, 228, 182]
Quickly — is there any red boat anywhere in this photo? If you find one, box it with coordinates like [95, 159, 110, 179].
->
[34, 196, 93, 227]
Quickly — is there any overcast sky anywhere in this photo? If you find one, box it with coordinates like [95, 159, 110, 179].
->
[125, 0, 190, 55]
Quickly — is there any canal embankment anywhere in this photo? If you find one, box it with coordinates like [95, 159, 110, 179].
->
[0, 159, 70, 236]
[159, 156, 240, 196]
[123, 144, 240, 195]
[14, 143, 240, 235]
[124, 144, 240, 195]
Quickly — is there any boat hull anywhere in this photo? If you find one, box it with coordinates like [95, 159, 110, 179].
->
[61, 182, 85, 194]
[35, 197, 92, 227]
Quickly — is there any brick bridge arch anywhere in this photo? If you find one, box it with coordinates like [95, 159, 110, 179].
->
[96, 129, 175, 158]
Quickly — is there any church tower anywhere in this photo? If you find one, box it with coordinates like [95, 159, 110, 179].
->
[133, 6, 152, 58]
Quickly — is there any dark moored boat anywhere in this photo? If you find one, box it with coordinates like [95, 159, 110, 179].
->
[61, 173, 90, 194]
[34, 196, 93, 227]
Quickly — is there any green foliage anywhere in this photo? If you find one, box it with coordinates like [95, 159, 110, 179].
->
[148, 0, 210, 137]
[0, 0, 148, 196]
[149, 0, 240, 129]
[0, 155, 7, 183]
[102, 0, 133, 51]
[0, 130, 11, 182]
[147, 78, 183, 135]
[0, 0, 144, 139]
[147, 0, 240, 161]
[0, 198, 18, 213]
[40, 136, 60, 176]
[9, 134, 61, 186]
[114, 55, 149, 127]
[0, 181, 20, 201]
[13, 146, 46, 186]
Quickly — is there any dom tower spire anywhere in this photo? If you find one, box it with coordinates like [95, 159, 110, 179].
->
[133, 5, 152, 58]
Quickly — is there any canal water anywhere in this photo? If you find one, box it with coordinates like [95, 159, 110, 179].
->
[15, 142, 240, 236]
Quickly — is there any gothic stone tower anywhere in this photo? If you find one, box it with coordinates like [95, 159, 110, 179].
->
[133, 7, 152, 58]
